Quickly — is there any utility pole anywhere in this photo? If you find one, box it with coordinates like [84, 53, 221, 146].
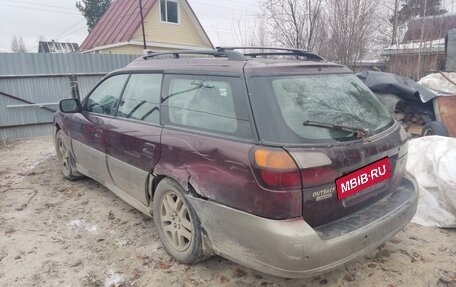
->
[139, 0, 147, 50]
[417, 0, 428, 79]
[391, 0, 399, 46]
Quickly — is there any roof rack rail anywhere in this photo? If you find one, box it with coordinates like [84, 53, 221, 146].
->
[142, 49, 245, 61]
[217, 46, 325, 61]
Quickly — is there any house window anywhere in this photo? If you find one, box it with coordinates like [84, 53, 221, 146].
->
[160, 0, 179, 23]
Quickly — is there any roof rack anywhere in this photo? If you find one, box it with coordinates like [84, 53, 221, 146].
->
[217, 46, 325, 61]
[141, 47, 325, 62]
[142, 49, 245, 61]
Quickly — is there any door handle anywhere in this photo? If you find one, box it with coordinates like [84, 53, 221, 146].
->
[142, 143, 156, 157]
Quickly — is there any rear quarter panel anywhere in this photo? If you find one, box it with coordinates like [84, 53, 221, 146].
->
[154, 128, 302, 219]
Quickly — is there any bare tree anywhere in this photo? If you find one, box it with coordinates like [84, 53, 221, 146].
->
[10, 35, 27, 53]
[233, 17, 272, 47]
[324, 0, 380, 66]
[262, 0, 324, 51]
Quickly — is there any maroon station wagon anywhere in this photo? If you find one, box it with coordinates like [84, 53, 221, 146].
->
[54, 47, 418, 278]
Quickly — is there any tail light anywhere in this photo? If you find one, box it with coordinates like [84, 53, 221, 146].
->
[250, 147, 301, 190]
[300, 166, 338, 188]
[251, 147, 338, 190]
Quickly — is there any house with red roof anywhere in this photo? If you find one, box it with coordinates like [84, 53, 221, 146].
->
[382, 14, 456, 79]
[79, 0, 213, 54]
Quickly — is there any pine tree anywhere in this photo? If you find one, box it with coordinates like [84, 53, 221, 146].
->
[396, 0, 447, 24]
[76, 0, 112, 33]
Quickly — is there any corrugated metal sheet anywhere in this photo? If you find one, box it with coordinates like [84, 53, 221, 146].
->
[446, 29, 456, 72]
[0, 124, 54, 141]
[0, 77, 67, 127]
[0, 53, 139, 140]
[77, 75, 105, 99]
[0, 53, 138, 75]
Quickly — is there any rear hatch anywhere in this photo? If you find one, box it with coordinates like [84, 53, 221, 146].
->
[246, 68, 409, 227]
[285, 127, 408, 226]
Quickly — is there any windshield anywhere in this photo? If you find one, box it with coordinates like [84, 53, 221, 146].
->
[248, 74, 394, 144]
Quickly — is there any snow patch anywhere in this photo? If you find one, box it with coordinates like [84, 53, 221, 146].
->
[68, 219, 82, 229]
[104, 270, 124, 287]
[19, 152, 54, 179]
[85, 224, 98, 232]
[68, 219, 99, 233]
[115, 239, 128, 247]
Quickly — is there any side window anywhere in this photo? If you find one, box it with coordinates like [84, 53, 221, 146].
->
[162, 75, 253, 139]
[160, 0, 178, 23]
[85, 74, 129, 116]
[117, 74, 162, 124]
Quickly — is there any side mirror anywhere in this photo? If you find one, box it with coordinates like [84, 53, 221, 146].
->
[59, 98, 82, 113]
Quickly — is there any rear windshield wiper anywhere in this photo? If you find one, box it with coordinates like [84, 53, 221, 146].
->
[303, 120, 368, 139]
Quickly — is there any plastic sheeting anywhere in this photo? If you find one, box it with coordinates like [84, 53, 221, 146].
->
[357, 70, 437, 103]
[418, 72, 456, 95]
[407, 136, 456, 228]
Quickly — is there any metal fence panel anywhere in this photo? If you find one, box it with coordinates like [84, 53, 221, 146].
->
[0, 124, 54, 141]
[0, 53, 139, 140]
[446, 30, 456, 72]
[0, 53, 138, 75]
[0, 77, 68, 124]
[77, 75, 105, 99]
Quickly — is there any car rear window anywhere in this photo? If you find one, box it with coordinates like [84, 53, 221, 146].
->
[167, 78, 237, 132]
[161, 75, 254, 140]
[248, 74, 394, 144]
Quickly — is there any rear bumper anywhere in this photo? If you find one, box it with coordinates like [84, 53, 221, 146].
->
[187, 173, 418, 278]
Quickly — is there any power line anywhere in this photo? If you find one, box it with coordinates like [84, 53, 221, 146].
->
[190, 0, 259, 9]
[0, 3, 79, 15]
[27, 24, 87, 52]
[53, 19, 85, 40]
[0, 0, 77, 11]
[57, 25, 87, 40]
[26, 20, 87, 51]
[189, 0, 258, 13]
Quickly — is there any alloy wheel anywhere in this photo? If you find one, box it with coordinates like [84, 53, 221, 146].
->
[159, 191, 193, 251]
[57, 138, 70, 174]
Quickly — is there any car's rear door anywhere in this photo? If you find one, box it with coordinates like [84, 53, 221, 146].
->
[104, 73, 163, 205]
[70, 74, 129, 183]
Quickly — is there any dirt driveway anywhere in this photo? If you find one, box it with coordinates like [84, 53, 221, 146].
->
[0, 137, 455, 287]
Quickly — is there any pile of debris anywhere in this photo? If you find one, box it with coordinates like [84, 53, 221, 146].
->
[358, 71, 454, 137]
[390, 96, 434, 136]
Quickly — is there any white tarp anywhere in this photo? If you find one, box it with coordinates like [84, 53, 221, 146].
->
[407, 136, 456, 228]
[418, 72, 456, 95]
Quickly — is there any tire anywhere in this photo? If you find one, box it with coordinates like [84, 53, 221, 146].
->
[55, 130, 83, 181]
[153, 178, 205, 264]
[421, 121, 449, 137]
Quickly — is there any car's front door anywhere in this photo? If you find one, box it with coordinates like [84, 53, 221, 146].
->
[70, 74, 129, 183]
[104, 73, 163, 204]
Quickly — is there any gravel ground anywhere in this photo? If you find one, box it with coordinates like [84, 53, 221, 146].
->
[0, 136, 455, 287]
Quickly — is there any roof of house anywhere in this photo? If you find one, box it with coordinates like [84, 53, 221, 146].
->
[38, 41, 79, 53]
[79, 0, 213, 52]
[80, 0, 156, 51]
[382, 38, 445, 56]
[402, 14, 456, 43]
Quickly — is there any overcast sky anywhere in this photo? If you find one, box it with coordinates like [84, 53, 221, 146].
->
[1, 0, 456, 52]
[0, 0, 260, 52]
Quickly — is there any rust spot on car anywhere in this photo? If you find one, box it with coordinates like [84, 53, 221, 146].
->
[435, 96, 456, 137]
